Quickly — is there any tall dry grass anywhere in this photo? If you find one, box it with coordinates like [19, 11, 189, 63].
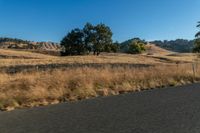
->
[0, 63, 199, 111]
[0, 52, 197, 67]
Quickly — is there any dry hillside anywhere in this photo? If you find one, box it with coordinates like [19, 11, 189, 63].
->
[0, 47, 199, 111]
[145, 43, 173, 55]
[0, 41, 60, 50]
[0, 49, 57, 59]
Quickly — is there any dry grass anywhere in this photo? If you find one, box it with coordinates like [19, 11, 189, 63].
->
[145, 44, 173, 55]
[0, 48, 200, 111]
[0, 52, 197, 68]
[0, 63, 200, 111]
[0, 54, 158, 67]
[0, 49, 56, 59]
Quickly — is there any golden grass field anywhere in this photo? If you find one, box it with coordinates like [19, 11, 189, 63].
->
[0, 47, 200, 111]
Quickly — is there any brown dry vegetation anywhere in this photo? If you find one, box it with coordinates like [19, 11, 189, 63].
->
[0, 48, 200, 111]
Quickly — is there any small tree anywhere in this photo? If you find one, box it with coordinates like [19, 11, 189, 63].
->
[193, 21, 200, 53]
[128, 40, 146, 54]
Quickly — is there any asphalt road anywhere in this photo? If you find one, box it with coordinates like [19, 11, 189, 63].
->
[1, 83, 200, 133]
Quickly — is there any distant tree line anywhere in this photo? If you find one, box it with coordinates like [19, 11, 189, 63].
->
[151, 39, 194, 53]
[0, 37, 29, 44]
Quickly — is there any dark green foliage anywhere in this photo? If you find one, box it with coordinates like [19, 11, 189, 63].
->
[151, 39, 194, 53]
[111, 42, 120, 53]
[197, 21, 200, 27]
[61, 23, 113, 56]
[60, 28, 88, 56]
[92, 24, 113, 55]
[193, 39, 200, 53]
[195, 21, 200, 38]
[104, 42, 120, 53]
[83, 22, 94, 53]
[193, 22, 200, 53]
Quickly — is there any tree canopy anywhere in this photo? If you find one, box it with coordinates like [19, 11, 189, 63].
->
[61, 23, 114, 56]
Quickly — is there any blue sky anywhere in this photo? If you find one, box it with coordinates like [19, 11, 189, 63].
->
[0, 0, 199, 42]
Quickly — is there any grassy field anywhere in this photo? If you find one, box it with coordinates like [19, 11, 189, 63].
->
[0, 48, 200, 111]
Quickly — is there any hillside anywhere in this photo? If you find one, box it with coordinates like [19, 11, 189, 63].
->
[0, 38, 61, 52]
[151, 39, 194, 53]
[119, 38, 173, 55]
[0, 37, 194, 57]
[145, 43, 173, 55]
[0, 49, 56, 59]
[119, 38, 146, 53]
[120, 38, 194, 53]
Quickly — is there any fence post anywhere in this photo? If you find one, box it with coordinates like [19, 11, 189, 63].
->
[192, 63, 196, 79]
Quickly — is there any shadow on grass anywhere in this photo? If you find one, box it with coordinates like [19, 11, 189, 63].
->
[0, 63, 153, 74]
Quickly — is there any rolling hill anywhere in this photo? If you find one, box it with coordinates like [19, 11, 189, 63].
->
[0, 41, 60, 51]
[0, 38, 61, 56]
[151, 39, 194, 53]
[145, 43, 173, 55]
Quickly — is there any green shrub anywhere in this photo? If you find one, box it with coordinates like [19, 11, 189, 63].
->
[128, 41, 146, 54]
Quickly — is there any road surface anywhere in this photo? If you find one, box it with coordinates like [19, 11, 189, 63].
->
[1, 83, 200, 133]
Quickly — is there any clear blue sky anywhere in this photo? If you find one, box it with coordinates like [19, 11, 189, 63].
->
[0, 0, 199, 42]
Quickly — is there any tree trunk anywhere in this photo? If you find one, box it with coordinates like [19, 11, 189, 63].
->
[97, 51, 100, 56]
